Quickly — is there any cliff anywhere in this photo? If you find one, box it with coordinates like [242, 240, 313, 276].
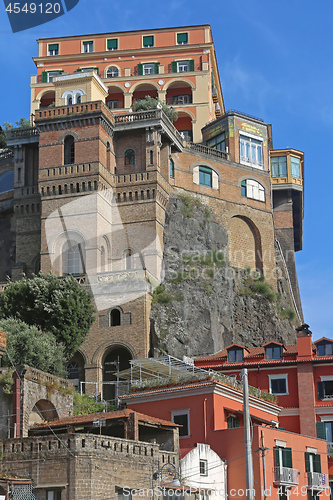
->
[150, 194, 298, 357]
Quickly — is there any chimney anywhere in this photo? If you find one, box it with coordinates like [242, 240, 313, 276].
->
[296, 324, 313, 360]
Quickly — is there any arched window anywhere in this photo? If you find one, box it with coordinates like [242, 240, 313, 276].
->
[199, 166, 212, 187]
[106, 66, 119, 78]
[76, 94, 81, 104]
[64, 136, 75, 165]
[241, 179, 265, 202]
[170, 158, 175, 178]
[101, 246, 106, 272]
[0, 171, 14, 193]
[67, 95, 73, 105]
[125, 249, 133, 269]
[124, 149, 135, 165]
[62, 240, 85, 275]
[110, 309, 121, 326]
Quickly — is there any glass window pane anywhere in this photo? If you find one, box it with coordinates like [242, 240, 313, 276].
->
[291, 157, 301, 178]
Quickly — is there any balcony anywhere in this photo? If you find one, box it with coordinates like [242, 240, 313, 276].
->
[307, 472, 329, 489]
[273, 467, 299, 486]
[187, 142, 229, 161]
[6, 127, 39, 146]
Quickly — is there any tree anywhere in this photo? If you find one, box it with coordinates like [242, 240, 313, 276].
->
[0, 127, 6, 149]
[133, 96, 178, 122]
[0, 318, 66, 377]
[2, 118, 31, 131]
[0, 273, 95, 358]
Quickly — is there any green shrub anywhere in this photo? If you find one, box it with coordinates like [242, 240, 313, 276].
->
[280, 307, 296, 321]
[73, 393, 115, 416]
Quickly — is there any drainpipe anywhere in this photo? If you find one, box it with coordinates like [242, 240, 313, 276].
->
[203, 398, 207, 443]
[12, 371, 21, 438]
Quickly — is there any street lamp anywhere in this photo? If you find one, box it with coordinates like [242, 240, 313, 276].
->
[153, 462, 181, 488]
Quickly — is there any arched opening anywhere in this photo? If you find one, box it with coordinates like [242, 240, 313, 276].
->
[62, 239, 85, 275]
[28, 399, 58, 427]
[40, 91, 55, 108]
[174, 111, 193, 142]
[166, 81, 192, 105]
[106, 66, 119, 78]
[132, 84, 158, 104]
[103, 347, 132, 401]
[228, 216, 263, 272]
[124, 149, 135, 166]
[67, 351, 85, 393]
[106, 86, 124, 109]
[110, 308, 121, 326]
[64, 136, 75, 165]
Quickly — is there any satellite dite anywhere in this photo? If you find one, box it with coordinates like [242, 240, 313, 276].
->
[3, 0, 80, 33]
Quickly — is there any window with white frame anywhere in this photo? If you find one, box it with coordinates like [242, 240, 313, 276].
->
[177, 60, 189, 72]
[239, 134, 263, 169]
[199, 459, 208, 476]
[143, 35, 154, 48]
[241, 179, 265, 202]
[48, 43, 59, 56]
[271, 156, 287, 177]
[171, 409, 190, 437]
[177, 33, 188, 45]
[317, 377, 333, 399]
[269, 374, 288, 395]
[106, 66, 119, 78]
[82, 40, 93, 53]
[143, 63, 155, 75]
[107, 38, 118, 51]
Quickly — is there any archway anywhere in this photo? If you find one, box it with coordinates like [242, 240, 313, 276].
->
[67, 351, 85, 393]
[40, 91, 55, 108]
[28, 399, 58, 427]
[102, 346, 132, 401]
[166, 81, 192, 105]
[132, 83, 158, 104]
[106, 86, 124, 109]
[228, 216, 263, 272]
[174, 111, 193, 142]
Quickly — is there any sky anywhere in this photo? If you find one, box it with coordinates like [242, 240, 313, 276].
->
[0, 0, 332, 340]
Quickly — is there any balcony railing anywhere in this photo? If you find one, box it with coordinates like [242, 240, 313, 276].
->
[6, 127, 38, 141]
[307, 472, 329, 489]
[35, 101, 114, 125]
[187, 142, 229, 161]
[274, 467, 299, 486]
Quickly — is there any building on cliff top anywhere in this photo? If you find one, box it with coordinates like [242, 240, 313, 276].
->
[0, 24, 304, 401]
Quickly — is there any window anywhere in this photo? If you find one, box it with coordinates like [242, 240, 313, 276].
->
[317, 379, 333, 399]
[46, 489, 62, 500]
[177, 61, 189, 72]
[241, 179, 265, 202]
[199, 459, 208, 476]
[170, 158, 175, 178]
[271, 156, 287, 177]
[317, 341, 333, 356]
[227, 415, 240, 428]
[41, 70, 63, 83]
[171, 95, 192, 105]
[77, 67, 99, 75]
[0, 171, 14, 193]
[274, 447, 293, 468]
[180, 130, 193, 142]
[265, 345, 281, 360]
[177, 33, 188, 45]
[227, 347, 243, 363]
[106, 66, 119, 78]
[199, 166, 212, 187]
[110, 309, 121, 326]
[82, 40, 94, 53]
[290, 156, 301, 178]
[171, 410, 190, 437]
[48, 43, 59, 56]
[117, 488, 132, 500]
[206, 132, 226, 151]
[317, 421, 333, 444]
[240, 135, 263, 169]
[107, 38, 118, 50]
[124, 149, 135, 165]
[143, 63, 155, 75]
[107, 100, 119, 109]
[269, 375, 288, 395]
[305, 452, 321, 473]
[143, 35, 154, 47]
[125, 249, 133, 269]
[64, 136, 75, 165]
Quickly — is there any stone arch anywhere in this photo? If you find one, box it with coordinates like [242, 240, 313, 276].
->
[67, 350, 86, 392]
[228, 215, 263, 272]
[28, 399, 58, 427]
[163, 78, 195, 91]
[106, 84, 125, 109]
[59, 130, 79, 144]
[131, 80, 160, 93]
[102, 344, 133, 401]
[92, 339, 136, 367]
[36, 88, 55, 108]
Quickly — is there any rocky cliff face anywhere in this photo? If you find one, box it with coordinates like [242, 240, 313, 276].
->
[150, 194, 297, 358]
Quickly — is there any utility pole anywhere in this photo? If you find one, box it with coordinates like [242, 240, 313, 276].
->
[259, 430, 269, 500]
[242, 368, 255, 500]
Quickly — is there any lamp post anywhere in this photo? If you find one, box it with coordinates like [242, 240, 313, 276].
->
[153, 462, 181, 488]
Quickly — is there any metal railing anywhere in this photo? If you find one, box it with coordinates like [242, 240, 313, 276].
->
[307, 472, 328, 489]
[187, 142, 229, 160]
[274, 467, 299, 485]
[227, 109, 265, 123]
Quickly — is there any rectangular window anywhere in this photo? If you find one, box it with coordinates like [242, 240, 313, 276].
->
[228, 348, 243, 362]
[82, 41, 94, 53]
[240, 135, 263, 169]
[143, 63, 156, 75]
[48, 43, 59, 56]
[269, 374, 288, 395]
[241, 180, 247, 197]
[199, 167, 212, 187]
[227, 415, 240, 428]
[172, 410, 189, 437]
[265, 345, 281, 360]
[317, 342, 333, 356]
[177, 60, 189, 72]
[177, 33, 188, 45]
[199, 459, 208, 476]
[318, 380, 333, 399]
[46, 491, 61, 500]
[290, 156, 301, 178]
[170, 159, 175, 178]
[172, 95, 192, 105]
[143, 35, 154, 47]
[305, 452, 321, 473]
[107, 38, 118, 50]
[275, 447, 293, 468]
[271, 156, 287, 177]
[46, 71, 62, 83]
[107, 100, 119, 109]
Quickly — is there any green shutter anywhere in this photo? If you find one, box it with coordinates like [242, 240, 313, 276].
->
[49, 44, 58, 51]
[314, 454, 321, 473]
[316, 421, 326, 440]
[76, 68, 83, 72]
[274, 448, 280, 467]
[283, 448, 293, 468]
[143, 35, 154, 47]
[189, 60, 195, 72]
[177, 33, 188, 43]
[41, 71, 48, 83]
[171, 61, 177, 73]
[137, 64, 143, 76]
[154, 62, 160, 74]
[94, 67, 99, 75]
[305, 452, 311, 472]
[318, 381, 325, 400]
[107, 39, 118, 50]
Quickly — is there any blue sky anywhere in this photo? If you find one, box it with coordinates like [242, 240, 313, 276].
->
[0, 0, 332, 340]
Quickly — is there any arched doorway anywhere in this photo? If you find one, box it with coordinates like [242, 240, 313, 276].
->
[28, 399, 58, 427]
[67, 351, 85, 393]
[106, 86, 124, 109]
[166, 81, 192, 106]
[228, 216, 263, 272]
[102, 346, 132, 401]
[40, 91, 55, 108]
[174, 111, 193, 142]
[132, 83, 158, 104]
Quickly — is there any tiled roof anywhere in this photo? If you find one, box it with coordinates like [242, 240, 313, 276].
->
[32, 408, 177, 429]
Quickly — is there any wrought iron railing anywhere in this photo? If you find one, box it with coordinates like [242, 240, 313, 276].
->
[274, 467, 299, 485]
[307, 472, 328, 489]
